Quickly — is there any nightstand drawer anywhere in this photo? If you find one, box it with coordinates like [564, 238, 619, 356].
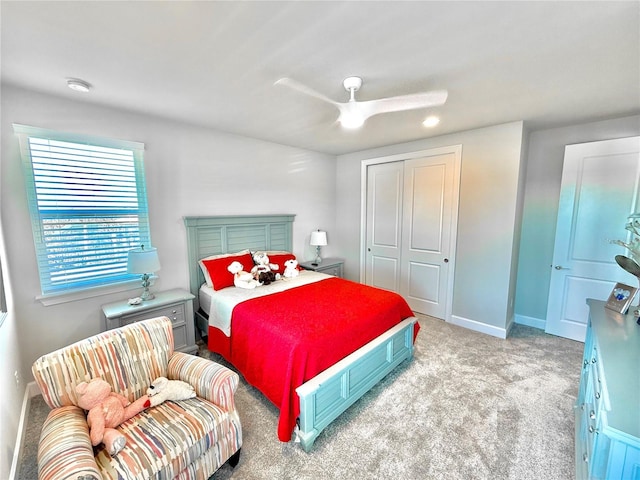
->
[320, 265, 342, 277]
[299, 258, 344, 278]
[121, 302, 186, 326]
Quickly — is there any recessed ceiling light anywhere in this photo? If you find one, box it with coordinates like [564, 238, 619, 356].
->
[423, 116, 440, 128]
[67, 78, 91, 93]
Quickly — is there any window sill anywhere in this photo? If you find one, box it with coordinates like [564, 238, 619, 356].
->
[36, 276, 158, 306]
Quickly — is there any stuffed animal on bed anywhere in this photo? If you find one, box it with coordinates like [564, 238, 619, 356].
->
[283, 258, 299, 278]
[76, 378, 151, 456]
[251, 251, 280, 285]
[147, 376, 196, 407]
[228, 260, 261, 289]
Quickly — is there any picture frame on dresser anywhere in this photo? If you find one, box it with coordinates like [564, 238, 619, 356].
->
[604, 282, 637, 314]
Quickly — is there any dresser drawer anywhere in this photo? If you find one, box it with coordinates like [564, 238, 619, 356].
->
[121, 302, 186, 326]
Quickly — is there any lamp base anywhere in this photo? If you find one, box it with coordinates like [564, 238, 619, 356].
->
[140, 273, 154, 301]
[140, 288, 155, 301]
[314, 246, 322, 264]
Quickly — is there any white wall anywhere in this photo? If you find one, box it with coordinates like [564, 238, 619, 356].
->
[0, 110, 21, 477]
[515, 115, 640, 326]
[0, 84, 336, 401]
[336, 121, 525, 336]
[0, 279, 21, 479]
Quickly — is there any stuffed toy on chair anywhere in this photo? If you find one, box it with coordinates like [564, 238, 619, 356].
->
[283, 258, 299, 278]
[251, 251, 279, 285]
[76, 378, 151, 456]
[228, 260, 261, 289]
[147, 376, 196, 407]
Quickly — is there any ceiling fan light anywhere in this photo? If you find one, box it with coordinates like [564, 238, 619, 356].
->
[340, 113, 365, 129]
[423, 115, 440, 127]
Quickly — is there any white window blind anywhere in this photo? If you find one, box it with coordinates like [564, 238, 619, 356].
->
[14, 124, 151, 296]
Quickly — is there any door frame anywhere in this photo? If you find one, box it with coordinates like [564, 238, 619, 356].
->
[360, 145, 462, 321]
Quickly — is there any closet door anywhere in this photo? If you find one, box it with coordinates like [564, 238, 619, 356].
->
[364, 146, 461, 319]
[365, 161, 404, 292]
[400, 152, 458, 317]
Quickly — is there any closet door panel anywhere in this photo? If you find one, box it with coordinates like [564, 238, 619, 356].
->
[401, 154, 454, 317]
[365, 161, 403, 292]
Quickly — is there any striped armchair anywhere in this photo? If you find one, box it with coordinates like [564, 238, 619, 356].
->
[32, 316, 242, 480]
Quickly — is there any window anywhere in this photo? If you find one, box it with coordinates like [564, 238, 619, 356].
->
[14, 124, 151, 299]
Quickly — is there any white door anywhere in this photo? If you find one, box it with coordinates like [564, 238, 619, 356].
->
[400, 153, 459, 317]
[365, 161, 404, 291]
[545, 136, 640, 341]
[363, 146, 461, 319]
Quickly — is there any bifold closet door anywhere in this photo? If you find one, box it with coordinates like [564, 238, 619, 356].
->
[365, 161, 404, 292]
[365, 147, 460, 319]
[400, 153, 457, 318]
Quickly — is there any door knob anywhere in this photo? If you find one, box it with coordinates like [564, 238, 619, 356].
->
[444, 258, 449, 263]
[554, 265, 569, 270]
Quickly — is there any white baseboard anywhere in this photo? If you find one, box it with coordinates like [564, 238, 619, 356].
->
[514, 313, 546, 330]
[449, 315, 509, 339]
[9, 382, 41, 480]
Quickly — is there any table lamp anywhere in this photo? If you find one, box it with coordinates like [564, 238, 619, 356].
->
[310, 230, 327, 265]
[127, 245, 160, 301]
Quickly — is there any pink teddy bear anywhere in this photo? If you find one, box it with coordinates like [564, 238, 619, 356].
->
[76, 378, 150, 456]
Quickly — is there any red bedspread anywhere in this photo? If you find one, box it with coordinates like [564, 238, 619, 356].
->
[226, 277, 417, 442]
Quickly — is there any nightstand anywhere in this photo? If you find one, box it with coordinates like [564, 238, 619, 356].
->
[101, 288, 197, 354]
[299, 258, 344, 278]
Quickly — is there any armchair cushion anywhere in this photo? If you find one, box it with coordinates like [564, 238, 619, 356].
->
[94, 398, 241, 479]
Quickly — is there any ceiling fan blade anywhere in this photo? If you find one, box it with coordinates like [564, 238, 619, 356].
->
[358, 90, 448, 118]
[274, 78, 339, 107]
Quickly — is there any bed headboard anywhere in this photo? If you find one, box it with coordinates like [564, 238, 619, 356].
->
[183, 214, 295, 313]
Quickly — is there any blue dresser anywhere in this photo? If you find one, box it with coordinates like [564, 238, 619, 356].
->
[576, 299, 640, 479]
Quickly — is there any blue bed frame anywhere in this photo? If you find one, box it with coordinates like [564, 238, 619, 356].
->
[183, 214, 416, 451]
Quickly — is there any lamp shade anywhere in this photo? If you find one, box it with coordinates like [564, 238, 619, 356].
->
[310, 230, 328, 246]
[127, 246, 160, 274]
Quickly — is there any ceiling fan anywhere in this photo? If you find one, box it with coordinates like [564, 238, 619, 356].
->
[275, 76, 448, 129]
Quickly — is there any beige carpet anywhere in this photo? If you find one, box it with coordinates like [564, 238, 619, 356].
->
[19, 315, 583, 480]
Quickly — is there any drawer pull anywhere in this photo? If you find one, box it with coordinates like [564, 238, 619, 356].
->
[583, 359, 588, 367]
[595, 392, 601, 399]
[589, 425, 595, 434]
[591, 358, 596, 364]
[583, 453, 588, 463]
[172, 309, 177, 314]
[589, 410, 595, 420]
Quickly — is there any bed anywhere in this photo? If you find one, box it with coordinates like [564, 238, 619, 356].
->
[184, 214, 418, 451]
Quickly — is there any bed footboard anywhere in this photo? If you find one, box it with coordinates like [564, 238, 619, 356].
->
[295, 317, 417, 452]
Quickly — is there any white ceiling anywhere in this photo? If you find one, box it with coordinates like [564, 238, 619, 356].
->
[2, 1, 639, 155]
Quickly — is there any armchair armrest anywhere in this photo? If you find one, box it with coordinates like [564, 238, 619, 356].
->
[38, 406, 101, 480]
[167, 352, 239, 411]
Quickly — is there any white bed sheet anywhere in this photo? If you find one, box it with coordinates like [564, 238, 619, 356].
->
[198, 270, 331, 337]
